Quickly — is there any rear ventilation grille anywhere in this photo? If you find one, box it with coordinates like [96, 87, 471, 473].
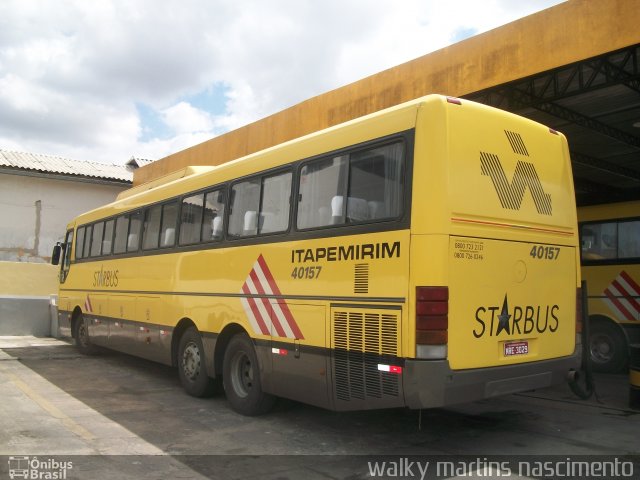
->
[354, 263, 369, 294]
[333, 309, 399, 402]
[334, 310, 397, 355]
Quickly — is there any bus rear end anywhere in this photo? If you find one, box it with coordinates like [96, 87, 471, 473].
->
[405, 97, 581, 408]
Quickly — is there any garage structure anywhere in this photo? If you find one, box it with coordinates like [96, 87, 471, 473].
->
[465, 44, 640, 206]
[132, 0, 640, 209]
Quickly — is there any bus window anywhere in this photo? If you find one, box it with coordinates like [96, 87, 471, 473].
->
[228, 178, 261, 237]
[143, 205, 162, 250]
[160, 202, 178, 247]
[229, 172, 291, 238]
[113, 215, 129, 254]
[619, 220, 640, 259]
[581, 219, 640, 262]
[259, 173, 291, 234]
[75, 226, 85, 259]
[297, 155, 348, 229]
[102, 219, 114, 255]
[203, 190, 225, 241]
[90, 222, 104, 257]
[348, 142, 404, 222]
[297, 141, 404, 229]
[127, 211, 143, 252]
[83, 225, 93, 259]
[180, 193, 205, 245]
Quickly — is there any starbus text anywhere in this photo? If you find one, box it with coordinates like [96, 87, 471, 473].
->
[473, 296, 559, 338]
[92, 265, 119, 287]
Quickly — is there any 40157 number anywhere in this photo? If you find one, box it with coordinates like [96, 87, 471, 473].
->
[291, 266, 322, 280]
[529, 245, 560, 260]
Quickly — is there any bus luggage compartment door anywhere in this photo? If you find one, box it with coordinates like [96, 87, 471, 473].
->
[447, 236, 577, 370]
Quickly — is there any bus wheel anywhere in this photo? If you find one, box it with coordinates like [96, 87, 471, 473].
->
[223, 333, 275, 416]
[73, 314, 98, 355]
[589, 320, 628, 373]
[178, 327, 218, 397]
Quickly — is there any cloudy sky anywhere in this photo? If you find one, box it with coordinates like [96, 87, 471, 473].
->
[0, 0, 564, 165]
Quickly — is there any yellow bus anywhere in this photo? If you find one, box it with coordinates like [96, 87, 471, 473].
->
[52, 95, 581, 415]
[579, 201, 640, 373]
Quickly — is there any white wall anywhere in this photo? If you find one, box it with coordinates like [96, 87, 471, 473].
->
[0, 173, 129, 263]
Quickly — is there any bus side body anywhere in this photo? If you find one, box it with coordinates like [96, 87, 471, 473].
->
[55, 95, 581, 414]
[57, 100, 418, 413]
[578, 201, 640, 373]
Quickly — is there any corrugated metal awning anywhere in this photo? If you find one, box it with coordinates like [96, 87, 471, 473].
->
[0, 150, 133, 183]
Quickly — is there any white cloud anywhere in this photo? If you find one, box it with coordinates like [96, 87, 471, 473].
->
[0, 0, 565, 164]
[162, 102, 214, 134]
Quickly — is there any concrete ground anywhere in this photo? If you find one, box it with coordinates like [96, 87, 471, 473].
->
[0, 336, 638, 479]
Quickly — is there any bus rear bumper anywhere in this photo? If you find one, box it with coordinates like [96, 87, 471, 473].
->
[403, 349, 581, 409]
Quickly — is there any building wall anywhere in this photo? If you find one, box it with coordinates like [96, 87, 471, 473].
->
[133, 0, 640, 186]
[0, 172, 129, 263]
[0, 262, 59, 336]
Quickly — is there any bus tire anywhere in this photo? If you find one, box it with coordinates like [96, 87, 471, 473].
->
[223, 333, 275, 416]
[73, 314, 98, 356]
[589, 319, 628, 373]
[177, 327, 219, 397]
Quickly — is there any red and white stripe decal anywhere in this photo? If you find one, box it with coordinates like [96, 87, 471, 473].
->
[84, 295, 93, 313]
[602, 270, 640, 321]
[240, 255, 304, 339]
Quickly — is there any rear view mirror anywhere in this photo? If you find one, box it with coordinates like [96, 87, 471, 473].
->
[51, 243, 62, 265]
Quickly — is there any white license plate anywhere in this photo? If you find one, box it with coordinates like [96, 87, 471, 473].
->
[504, 341, 528, 357]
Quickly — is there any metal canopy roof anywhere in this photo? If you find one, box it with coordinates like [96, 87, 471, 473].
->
[463, 43, 640, 207]
[0, 149, 132, 184]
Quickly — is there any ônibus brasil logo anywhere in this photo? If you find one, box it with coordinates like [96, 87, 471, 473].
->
[8, 456, 73, 479]
[481, 130, 552, 216]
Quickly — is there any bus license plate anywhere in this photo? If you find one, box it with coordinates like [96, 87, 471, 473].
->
[504, 341, 528, 357]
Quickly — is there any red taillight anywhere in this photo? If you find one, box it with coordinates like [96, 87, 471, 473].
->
[416, 301, 448, 316]
[576, 287, 583, 334]
[416, 315, 448, 330]
[416, 330, 448, 345]
[416, 286, 448, 345]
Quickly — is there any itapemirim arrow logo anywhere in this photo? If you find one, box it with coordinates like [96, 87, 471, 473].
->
[481, 130, 552, 216]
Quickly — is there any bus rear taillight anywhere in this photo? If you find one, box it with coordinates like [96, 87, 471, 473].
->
[576, 287, 583, 334]
[416, 286, 448, 359]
